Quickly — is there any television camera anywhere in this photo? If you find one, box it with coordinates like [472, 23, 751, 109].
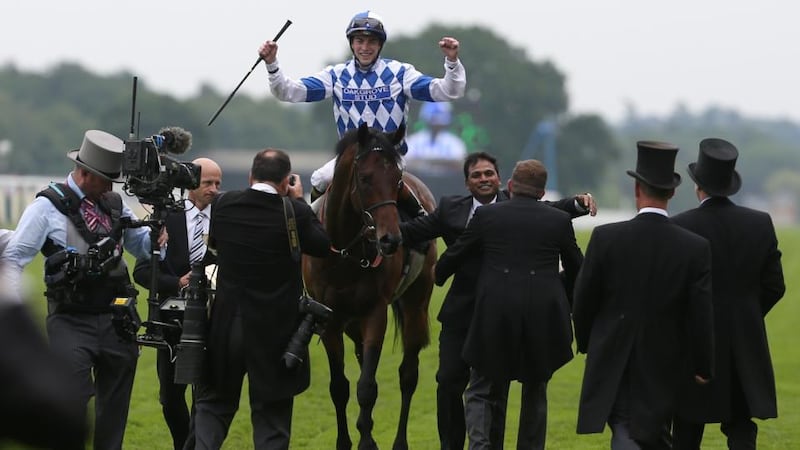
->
[110, 77, 207, 359]
[121, 76, 200, 210]
[121, 126, 200, 209]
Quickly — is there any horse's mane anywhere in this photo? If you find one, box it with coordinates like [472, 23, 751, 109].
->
[334, 126, 404, 167]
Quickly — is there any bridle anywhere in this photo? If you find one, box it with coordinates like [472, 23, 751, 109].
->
[329, 142, 402, 268]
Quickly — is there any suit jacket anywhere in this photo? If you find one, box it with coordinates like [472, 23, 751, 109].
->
[206, 189, 329, 401]
[572, 212, 714, 442]
[672, 197, 785, 422]
[434, 196, 583, 384]
[401, 192, 584, 327]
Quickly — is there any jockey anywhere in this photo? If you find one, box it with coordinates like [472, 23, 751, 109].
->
[258, 10, 467, 216]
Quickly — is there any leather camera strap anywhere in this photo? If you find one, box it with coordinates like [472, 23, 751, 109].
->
[282, 196, 301, 263]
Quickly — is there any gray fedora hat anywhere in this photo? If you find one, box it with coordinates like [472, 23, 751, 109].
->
[626, 140, 682, 189]
[67, 130, 124, 182]
[687, 138, 742, 197]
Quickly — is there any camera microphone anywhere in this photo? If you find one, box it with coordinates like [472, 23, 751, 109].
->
[156, 126, 192, 154]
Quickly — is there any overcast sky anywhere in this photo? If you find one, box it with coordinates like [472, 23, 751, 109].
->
[2, 0, 798, 124]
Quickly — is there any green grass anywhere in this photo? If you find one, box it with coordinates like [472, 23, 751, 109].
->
[10, 229, 800, 449]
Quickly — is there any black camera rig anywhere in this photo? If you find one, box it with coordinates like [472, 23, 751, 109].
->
[282, 293, 333, 370]
[121, 77, 200, 211]
[44, 236, 122, 287]
[110, 77, 210, 371]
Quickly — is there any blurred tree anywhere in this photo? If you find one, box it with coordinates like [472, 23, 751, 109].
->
[618, 105, 800, 212]
[0, 63, 324, 175]
[556, 114, 622, 195]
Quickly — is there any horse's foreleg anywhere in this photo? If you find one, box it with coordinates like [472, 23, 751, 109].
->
[324, 331, 353, 450]
[345, 321, 365, 368]
[355, 306, 387, 450]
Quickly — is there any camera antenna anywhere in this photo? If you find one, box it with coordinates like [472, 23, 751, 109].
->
[207, 19, 292, 127]
[129, 76, 138, 139]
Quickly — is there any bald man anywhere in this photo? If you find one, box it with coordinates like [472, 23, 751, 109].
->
[133, 157, 222, 450]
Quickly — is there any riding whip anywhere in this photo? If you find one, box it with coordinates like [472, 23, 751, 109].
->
[207, 19, 293, 126]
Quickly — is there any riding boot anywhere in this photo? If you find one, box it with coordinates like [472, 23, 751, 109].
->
[310, 186, 324, 203]
[398, 183, 427, 218]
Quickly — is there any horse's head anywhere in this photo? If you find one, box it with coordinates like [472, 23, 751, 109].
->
[329, 123, 406, 267]
[353, 123, 406, 260]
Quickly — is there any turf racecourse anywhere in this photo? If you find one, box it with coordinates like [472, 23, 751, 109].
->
[6, 229, 800, 449]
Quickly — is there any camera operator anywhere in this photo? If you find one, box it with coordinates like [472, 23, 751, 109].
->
[133, 157, 222, 450]
[192, 149, 329, 449]
[0, 130, 152, 450]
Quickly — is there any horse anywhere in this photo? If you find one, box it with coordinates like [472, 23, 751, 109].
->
[303, 122, 437, 450]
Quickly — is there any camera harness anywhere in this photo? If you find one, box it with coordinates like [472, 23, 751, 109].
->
[37, 182, 125, 254]
[37, 182, 131, 311]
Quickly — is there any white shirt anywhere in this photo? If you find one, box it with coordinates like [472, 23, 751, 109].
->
[638, 207, 669, 217]
[250, 183, 279, 195]
[467, 195, 498, 225]
[185, 199, 211, 250]
[405, 129, 467, 161]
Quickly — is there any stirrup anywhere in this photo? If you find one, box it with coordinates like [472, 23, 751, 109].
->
[310, 187, 324, 203]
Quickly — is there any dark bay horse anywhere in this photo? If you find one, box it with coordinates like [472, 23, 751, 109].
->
[303, 123, 437, 450]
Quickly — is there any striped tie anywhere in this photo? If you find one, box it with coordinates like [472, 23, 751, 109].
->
[189, 212, 206, 263]
[82, 198, 110, 232]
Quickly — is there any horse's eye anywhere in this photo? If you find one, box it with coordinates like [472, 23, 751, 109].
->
[359, 174, 371, 186]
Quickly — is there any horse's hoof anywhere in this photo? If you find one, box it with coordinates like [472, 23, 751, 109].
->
[336, 437, 353, 450]
[358, 439, 379, 450]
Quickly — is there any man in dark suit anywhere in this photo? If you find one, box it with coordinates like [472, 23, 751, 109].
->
[433, 159, 583, 450]
[133, 157, 222, 450]
[573, 141, 715, 450]
[671, 138, 785, 449]
[401, 152, 595, 450]
[192, 149, 330, 449]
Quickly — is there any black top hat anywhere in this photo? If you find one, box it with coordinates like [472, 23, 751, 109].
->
[66, 130, 124, 182]
[687, 138, 741, 197]
[626, 140, 682, 189]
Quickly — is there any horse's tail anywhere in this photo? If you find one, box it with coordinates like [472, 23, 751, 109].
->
[390, 295, 431, 352]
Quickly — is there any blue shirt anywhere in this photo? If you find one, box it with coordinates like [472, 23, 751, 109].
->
[0, 173, 151, 300]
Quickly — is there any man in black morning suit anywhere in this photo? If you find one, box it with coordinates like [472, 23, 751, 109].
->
[133, 158, 222, 450]
[572, 141, 714, 450]
[401, 152, 596, 450]
[671, 138, 785, 450]
[192, 149, 330, 449]
[434, 159, 584, 450]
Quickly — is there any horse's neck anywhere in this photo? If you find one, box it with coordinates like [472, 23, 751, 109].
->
[326, 209, 360, 238]
[324, 184, 360, 239]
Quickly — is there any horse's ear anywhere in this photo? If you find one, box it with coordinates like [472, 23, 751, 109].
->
[358, 122, 371, 147]
[392, 123, 406, 146]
